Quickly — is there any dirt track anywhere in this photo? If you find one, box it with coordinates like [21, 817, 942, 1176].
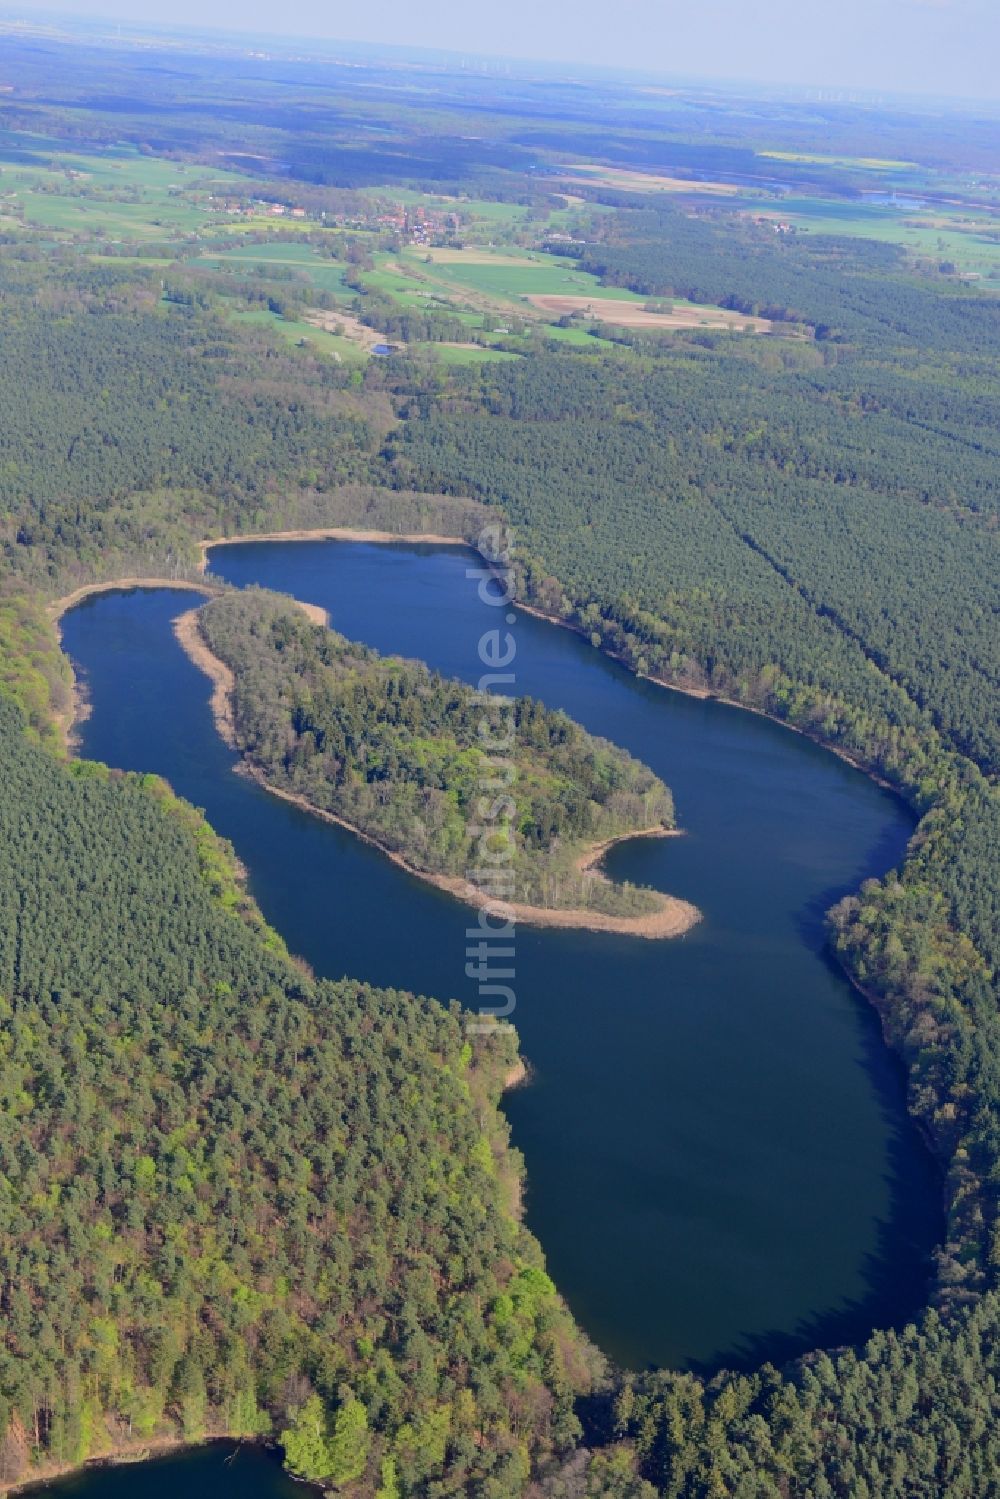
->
[304, 308, 391, 351]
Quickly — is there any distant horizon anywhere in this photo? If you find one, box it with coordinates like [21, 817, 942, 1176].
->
[3, 0, 1000, 109]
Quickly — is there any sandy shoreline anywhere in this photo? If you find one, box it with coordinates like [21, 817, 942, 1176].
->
[197, 528, 471, 574]
[503, 1058, 529, 1092]
[174, 602, 700, 941]
[510, 600, 897, 790]
[172, 594, 328, 742]
[48, 575, 218, 623]
[173, 608, 238, 744]
[4, 1433, 236, 1498]
[233, 772, 701, 940]
[574, 824, 683, 876]
[49, 529, 898, 800]
[288, 598, 330, 626]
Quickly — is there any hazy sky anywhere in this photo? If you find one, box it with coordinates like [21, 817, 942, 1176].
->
[12, 0, 1000, 102]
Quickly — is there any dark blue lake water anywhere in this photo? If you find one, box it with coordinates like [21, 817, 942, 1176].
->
[60, 539, 941, 1386]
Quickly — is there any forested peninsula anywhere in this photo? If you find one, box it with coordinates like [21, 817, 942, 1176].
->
[188, 588, 697, 937]
[2, 37, 1000, 1493]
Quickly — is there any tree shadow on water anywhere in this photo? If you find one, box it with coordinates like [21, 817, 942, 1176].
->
[687, 1051, 944, 1380]
[792, 806, 914, 953]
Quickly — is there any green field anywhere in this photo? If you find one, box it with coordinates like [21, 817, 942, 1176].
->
[211, 213, 322, 235]
[540, 321, 622, 351]
[0, 135, 313, 242]
[417, 249, 641, 302]
[358, 249, 687, 354]
[13, 192, 206, 236]
[1, 147, 242, 236]
[193, 241, 351, 294]
[429, 343, 522, 364]
[231, 307, 365, 361]
[759, 150, 921, 171]
[741, 194, 1000, 278]
[208, 243, 631, 360]
[232, 303, 515, 364]
[361, 258, 456, 310]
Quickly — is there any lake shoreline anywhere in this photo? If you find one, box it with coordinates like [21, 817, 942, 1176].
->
[57, 533, 940, 1377]
[48, 579, 220, 754]
[237, 774, 700, 939]
[833, 955, 948, 1204]
[574, 825, 685, 877]
[173, 602, 701, 941]
[196, 527, 471, 573]
[511, 599, 900, 794]
[47, 571, 333, 755]
[47, 520, 903, 940]
[6, 1433, 259, 1499]
[47, 530, 902, 900]
[173, 607, 238, 745]
[51, 530, 899, 800]
[197, 529, 900, 796]
[48, 575, 219, 623]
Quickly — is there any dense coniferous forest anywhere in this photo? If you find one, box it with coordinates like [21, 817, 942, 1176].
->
[0, 25, 998, 1497]
[198, 589, 673, 916]
[0, 261, 487, 591]
[387, 300, 1000, 1495]
[393, 351, 1000, 776]
[574, 206, 1000, 349]
[0, 272, 997, 1495]
[0, 695, 594, 1492]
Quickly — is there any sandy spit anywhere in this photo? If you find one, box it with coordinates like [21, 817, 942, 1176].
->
[228, 775, 701, 941]
[173, 608, 238, 746]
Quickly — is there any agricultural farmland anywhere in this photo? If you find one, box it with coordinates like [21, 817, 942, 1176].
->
[524, 294, 773, 330]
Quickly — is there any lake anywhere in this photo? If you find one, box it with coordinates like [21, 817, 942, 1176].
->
[60, 538, 942, 1384]
[24, 1443, 301, 1499]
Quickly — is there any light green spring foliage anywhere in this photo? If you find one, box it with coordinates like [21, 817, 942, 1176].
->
[0, 592, 71, 753]
[0, 696, 591, 1491]
[200, 587, 674, 916]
